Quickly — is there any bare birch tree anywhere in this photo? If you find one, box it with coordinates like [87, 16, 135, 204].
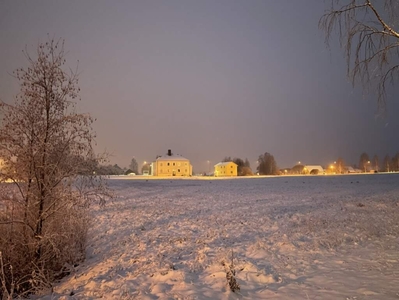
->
[0, 38, 111, 297]
[319, 1, 399, 110]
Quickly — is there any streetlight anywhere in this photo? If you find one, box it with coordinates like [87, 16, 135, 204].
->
[365, 160, 370, 173]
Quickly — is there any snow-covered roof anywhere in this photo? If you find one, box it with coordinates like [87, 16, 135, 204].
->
[156, 154, 190, 161]
[304, 165, 324, 171]
[214, 161, 238, 167]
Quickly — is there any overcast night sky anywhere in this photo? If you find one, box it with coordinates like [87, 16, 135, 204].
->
[1, 0, 398, 172]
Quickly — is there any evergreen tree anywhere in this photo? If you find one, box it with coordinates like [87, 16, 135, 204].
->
[129, 157, 138, 174]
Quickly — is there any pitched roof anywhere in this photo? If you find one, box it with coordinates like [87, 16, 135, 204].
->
[214, 161, 238, 167]
[304, 165, 324, 170]
[156, 154, 189, 161]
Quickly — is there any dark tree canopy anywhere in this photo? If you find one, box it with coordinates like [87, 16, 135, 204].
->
[257, 152, 278, 175]
[291, 164, 305, 174]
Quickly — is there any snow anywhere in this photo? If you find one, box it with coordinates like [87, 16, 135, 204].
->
[39, 174, 399, 299]
[155, 154, 189, 161]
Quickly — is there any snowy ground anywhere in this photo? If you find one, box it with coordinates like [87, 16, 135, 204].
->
[42, 174, 399, 299]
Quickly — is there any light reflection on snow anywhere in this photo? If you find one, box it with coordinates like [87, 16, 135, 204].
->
[47, 174, 399, 299]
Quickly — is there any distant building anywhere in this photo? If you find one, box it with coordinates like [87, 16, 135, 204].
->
[344, 166, 361, 173]
[304, 165, 324, 175]
[152, 149, 192, 176]
[214, 161, 238, 177]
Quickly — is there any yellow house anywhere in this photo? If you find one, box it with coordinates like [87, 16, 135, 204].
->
[152, 149, 192, 177]
[214, 161, 238, 177]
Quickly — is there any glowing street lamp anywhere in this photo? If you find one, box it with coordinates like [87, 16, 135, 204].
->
[329, 164, 336, 174]
[365, 160, 370, 173]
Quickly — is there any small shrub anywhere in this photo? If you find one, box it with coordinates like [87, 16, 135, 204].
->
[223, 250, 240, 292]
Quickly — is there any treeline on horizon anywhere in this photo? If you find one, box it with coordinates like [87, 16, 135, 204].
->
[94, 151, 399, 176]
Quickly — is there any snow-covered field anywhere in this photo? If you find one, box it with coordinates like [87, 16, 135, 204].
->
[45, 174, 399, 299]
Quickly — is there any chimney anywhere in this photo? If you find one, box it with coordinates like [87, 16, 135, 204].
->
[167, 149, 172, 156]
